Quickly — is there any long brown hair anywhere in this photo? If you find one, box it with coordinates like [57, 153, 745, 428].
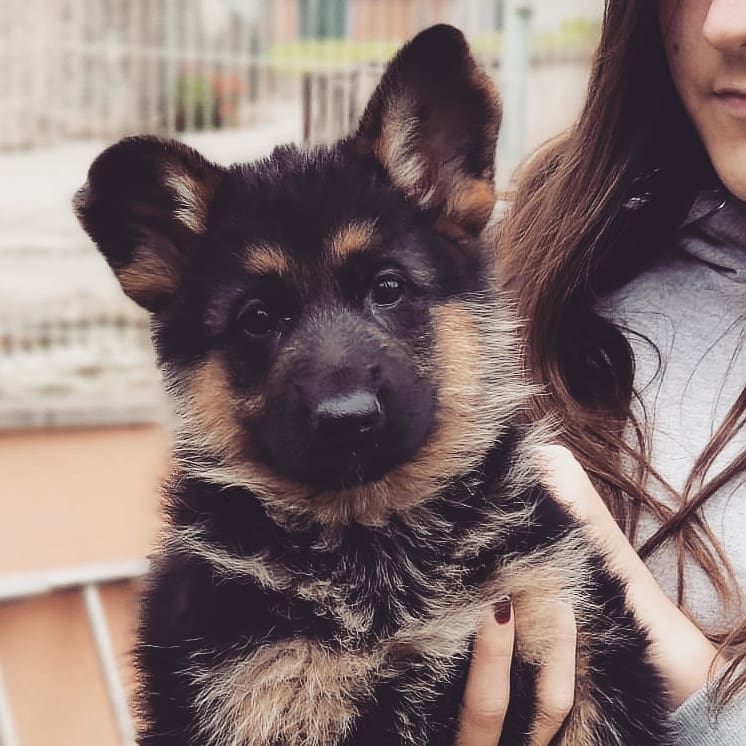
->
[497, 0, 746, 704]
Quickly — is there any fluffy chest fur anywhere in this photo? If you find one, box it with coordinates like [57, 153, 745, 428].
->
[136, 435, 661, 746]
[178, 538, 592, 746]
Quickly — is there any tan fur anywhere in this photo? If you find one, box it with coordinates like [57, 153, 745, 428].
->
[374, 120, 497, 232]
[170, 526, 370, 635]
[176, 367, 302, 534]
[192, 639, 385, 746]
[444, 178, 496, 233]
[392, 603, 482, 660]
[182, 353, 263, 460]
[328, 220, 377, 261]
[170, 526, 293, 592]
[392, 584, 605, 746]
[556, 643, 605, 746]
[390, 535, 608, 744]
[372, 108, 430, 204]
[163, 168, 210, 234]
[117, 246, 181, 305]
[401, 530, 596, 669]
[170, 457, 608, 743]
[244, 242, 290, 276]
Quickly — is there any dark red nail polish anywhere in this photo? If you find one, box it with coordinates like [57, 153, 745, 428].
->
[493, 596, 512, 624]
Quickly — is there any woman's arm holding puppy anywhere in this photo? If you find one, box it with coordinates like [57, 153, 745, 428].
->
[540, 445, 724, 707]
[457, 445, 727, 746]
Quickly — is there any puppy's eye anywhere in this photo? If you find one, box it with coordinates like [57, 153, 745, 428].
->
[239, 300, 276, 337]
[371, 271, 405, 307]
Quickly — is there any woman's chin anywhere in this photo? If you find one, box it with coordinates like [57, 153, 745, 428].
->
[707, 143, 746, 202]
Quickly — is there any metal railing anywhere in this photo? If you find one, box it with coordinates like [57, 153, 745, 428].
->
[1, 0, 280, 150]
[0, 560, 148, 746]
[0, 0, 599, 150]
[0, 247, 166, 429]
[0, 0, 555, 170]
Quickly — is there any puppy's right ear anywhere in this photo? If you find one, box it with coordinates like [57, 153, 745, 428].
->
[74, 136, 225, 312]
[351, 25, 501, 237]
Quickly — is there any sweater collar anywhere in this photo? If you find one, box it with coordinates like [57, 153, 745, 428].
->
[676, 189, 746, 283]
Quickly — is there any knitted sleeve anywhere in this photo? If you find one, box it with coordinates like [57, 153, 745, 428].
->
[671, 681, 746, 745]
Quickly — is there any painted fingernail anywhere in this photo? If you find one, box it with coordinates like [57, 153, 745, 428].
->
[493, 595, 512, 624]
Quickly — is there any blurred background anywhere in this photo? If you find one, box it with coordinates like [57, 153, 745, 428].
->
[0, 1, 602, 743]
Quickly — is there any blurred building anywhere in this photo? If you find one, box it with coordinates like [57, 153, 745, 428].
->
[0, 1, 602, 743]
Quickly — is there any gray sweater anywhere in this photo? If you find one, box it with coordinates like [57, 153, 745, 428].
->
[599, 189, 746, 743]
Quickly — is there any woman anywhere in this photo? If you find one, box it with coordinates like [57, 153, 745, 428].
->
[458, 1, 746, 744]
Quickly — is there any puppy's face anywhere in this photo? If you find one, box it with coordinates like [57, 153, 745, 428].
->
[75, 26, 512, 522]
[164, 149, 480, 491]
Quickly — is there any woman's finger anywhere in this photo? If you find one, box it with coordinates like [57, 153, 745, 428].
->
[529, 601, 577, 746]
[457, 597, 515, 746]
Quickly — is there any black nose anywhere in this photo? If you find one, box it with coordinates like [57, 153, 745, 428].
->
[312, 391, 383, 441]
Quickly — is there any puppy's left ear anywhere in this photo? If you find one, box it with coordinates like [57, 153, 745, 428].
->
[74, 136, 225, 312]
[352, 24, 502, 236]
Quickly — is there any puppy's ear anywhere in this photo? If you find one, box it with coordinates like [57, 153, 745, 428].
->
[353, 24, 502, 236]
[74, 136, 225, 311]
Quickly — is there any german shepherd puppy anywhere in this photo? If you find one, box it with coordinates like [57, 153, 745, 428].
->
[75, 25, 671, 746]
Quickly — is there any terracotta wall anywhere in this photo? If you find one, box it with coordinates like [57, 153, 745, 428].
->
[269, 0, 300, 43]
[351, 0, 420, 40]
[0, 425, 169, 745]
[268, 0, 452, 44]
[0, 425, 167, 574]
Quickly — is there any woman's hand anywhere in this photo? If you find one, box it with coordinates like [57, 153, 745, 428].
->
[456, 445, 725, 745]
[456, 598, 577, 746]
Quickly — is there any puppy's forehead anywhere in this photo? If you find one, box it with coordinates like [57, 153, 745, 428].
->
[222, 146, 432, 278]
[239, 218, 377, 279]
